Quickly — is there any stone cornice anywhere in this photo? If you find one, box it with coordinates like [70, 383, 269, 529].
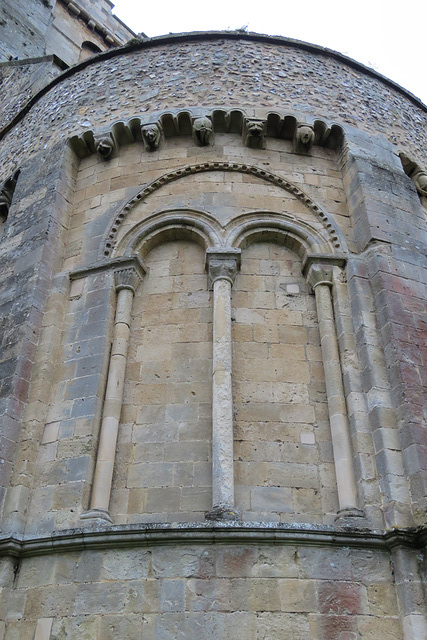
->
[69, 111, 344, 159]
[302, 253, 347, 274]
[58, 0, 134, 46]
[69, 256, 146, 282]
[303, 254, 347, 288]
[0, 523, 424, 559]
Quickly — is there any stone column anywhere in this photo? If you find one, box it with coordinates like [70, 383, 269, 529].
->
[205, 250, 240, 521]
[306, 261, 362, 518]
[81, 262, 144, 523]
[392, 546, 427, 640]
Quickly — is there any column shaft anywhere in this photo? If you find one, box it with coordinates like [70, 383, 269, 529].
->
[211, 277, 235, 511]
[205, 250, 240, 521]
[83, 286, 135, 521]
[314, 282, 359, 512]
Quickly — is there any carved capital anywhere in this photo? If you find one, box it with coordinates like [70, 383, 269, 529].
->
[243, 118, 266, 149]
[306, 263, 333, 289]
[114, 265, 144, 293]
[0, 168, 20, 221]
[293, 123, 315, 154]
[206, 249, 241, 287]
[141, 123, 162, 151]
[303, 254, 346, 289]
[192, 117, 214, 146]
[95, 134, 115, 161]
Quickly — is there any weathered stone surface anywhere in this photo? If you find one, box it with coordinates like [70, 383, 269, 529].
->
[2, 545, 412, 639]
[0, 23, 426, 640]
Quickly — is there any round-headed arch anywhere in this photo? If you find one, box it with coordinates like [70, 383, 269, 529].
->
[100, 162, 347, 259]
[118, 209, 223, 259]
[225, 212, 328, 258]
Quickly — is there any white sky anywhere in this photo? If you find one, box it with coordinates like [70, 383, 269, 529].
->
[111, 0, 427, 105]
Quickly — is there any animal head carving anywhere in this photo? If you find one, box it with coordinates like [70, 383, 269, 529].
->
[142, 123, 162, 151]
[193, 117, 214, 146]
[95, 136, 115, 160]
[294, 124, 315, 153]
[413, 168, 427, 197]
[247, 121, 264, 136]
[243, 119, 266, 148]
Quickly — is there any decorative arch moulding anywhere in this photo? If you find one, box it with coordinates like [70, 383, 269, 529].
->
[68, 108, 344, 160]
[100, 162, 346, 259]
[106, 211, 345, 277]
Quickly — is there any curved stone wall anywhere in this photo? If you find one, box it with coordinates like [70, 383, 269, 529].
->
[0, 32, 426, 176]
[0, 31, 426, 640]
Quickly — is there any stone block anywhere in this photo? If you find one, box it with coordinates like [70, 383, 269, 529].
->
[74, 582, 127, 615]
[298, 548, 352, 581]
[29, 584, 78, 617]
[127, 462, 174, 489]
[144, 487, 181, 513]
[17, 557, 56, 589]
[99, 614, 144, 640]
[41, 421, 60, 444]
[356, 615, 403, 639]
[308, 613, 358, 640]
[367, 584, 399, 616]
[125, 580, 162, 614]
[160, 579, 185, 612]
[151, 547, 201, 578]
[278, 578, 317, 612]
[102, 550, 150, 581]
[181, 486, 211, 510]
[3, 621, 34, 640]
[256, 611, 310, 639]
[251, 486, 292, 512]
[318, 580, 367, 615]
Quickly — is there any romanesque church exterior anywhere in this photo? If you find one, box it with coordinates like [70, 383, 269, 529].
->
[0, 2, 426, 638]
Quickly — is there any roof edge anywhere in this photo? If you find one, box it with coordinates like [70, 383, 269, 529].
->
[1, 30, 425, 142]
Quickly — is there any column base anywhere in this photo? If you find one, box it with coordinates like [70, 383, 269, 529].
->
[205, 505, 239, 522]
[80, 508, 113, 523]
[334, 507, 366, 529]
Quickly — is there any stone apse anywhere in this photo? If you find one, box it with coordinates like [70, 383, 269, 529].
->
[0, 32, 426, 640]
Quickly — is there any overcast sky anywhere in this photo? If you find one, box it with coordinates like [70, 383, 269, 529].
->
[111, 0, 426, 105]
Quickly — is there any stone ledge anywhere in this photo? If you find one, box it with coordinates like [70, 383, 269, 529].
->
[0, 522, 423, 559]
[69, 255, 146, 281]
[0, 54, 68, 70]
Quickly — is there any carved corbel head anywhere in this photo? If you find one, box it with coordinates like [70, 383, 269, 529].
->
[399, 152, 427, 198]
[0, 168, 20, 221]
[141, 123, 162, 151]
[412, 168, 427, 197]
[95, 134, 115, 161]
[243, 118, 266, 149]
[192, 117, 214, 146]
[294, 123, 315, 154]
